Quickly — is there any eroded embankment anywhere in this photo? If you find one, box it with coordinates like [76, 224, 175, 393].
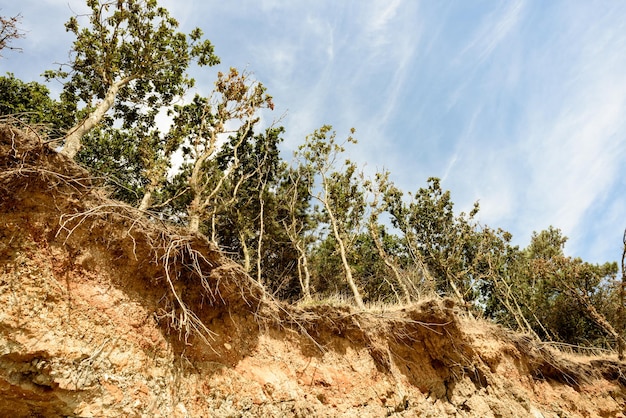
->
[1, 124, 626, 417]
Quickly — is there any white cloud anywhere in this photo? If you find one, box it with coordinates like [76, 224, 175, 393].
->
[419, 1, 626, 263]
[366, 0, 403, 46]
[464, 0, 524, 64]
[516, 15, 626, 257]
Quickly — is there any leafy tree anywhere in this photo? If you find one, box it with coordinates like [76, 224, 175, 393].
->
[383, 180, 437, 294]
[350, 231, 407, 303]
[0, 13, 23, 56]
[484, 227, 621, 346]
[278, 166, 316, 300]
[521, 229, 619, 345]
[250, 177, 304, 300]
[295, 126, 365, 308]
[75, 117, 165, 205]
[167, 68, 273, 234]
[45, 0, 219, 158]
[0, 73, 75, 134]
[385, 177, 482, 306]
[364, 171, 414, 303]
[211, 126, 284, 279]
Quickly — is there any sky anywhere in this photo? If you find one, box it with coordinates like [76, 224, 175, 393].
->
[1, 0, 625, 264]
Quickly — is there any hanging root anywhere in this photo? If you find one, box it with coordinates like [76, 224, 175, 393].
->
[161, 238, 220, 349]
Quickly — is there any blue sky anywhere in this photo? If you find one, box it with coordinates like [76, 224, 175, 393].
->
[2, 0, 625, 264]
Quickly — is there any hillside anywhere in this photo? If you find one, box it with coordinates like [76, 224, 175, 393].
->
[1, 124, 625, 417]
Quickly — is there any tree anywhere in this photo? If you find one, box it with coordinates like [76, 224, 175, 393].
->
[0, 13, 23, 56]
[385, 177, 481, 305]
[383, 180, 437, 295]
[75, 117, 165, 206]
[278, 166, 316, 300]
[363, 171, 413, 303]
[295, 126, 365, 308]
[0, 73, 75, 134]
[45, 0, 219, 158]
[473, 226, 537, 335]
[167, 68, 273, 234]
[350, 231, 407, 303]
[211, 126, 284, 279]
[490, 227, 621, 346]
[136, 120, 177, 211]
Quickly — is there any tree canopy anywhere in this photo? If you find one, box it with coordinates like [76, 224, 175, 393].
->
[44, 0, 219, 158]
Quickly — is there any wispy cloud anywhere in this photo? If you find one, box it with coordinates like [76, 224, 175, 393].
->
[458, 0, 525, 65]
[523, 72, 626, 257]
[365, 0, 403, 47]
[459, 2, 626, 260]
[447, 0, 525, 111]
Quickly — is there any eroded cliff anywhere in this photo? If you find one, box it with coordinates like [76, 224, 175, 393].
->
[1, 125, 625, 417]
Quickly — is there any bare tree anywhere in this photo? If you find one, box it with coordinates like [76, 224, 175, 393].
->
[0, 13, 24, 57]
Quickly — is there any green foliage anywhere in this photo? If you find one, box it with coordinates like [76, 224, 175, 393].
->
[276, 165, 316, 300]
[212, 127, 286, 273]
[44, 0, 219, 159]
[482, 226, 620, 345]
[0, 73, 75, 135]
[309, 234, 344, 296]
[295, 126, 366, 307]
[308, 231, 397, 302]
[46, 0, 218, 110]
[350, 232, 404, 303]
[515, 229, 618, 344]
[75, 121, 161, 205]
[386, 177, 483, 301]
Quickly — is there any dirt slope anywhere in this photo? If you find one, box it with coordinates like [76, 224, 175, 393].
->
[1, 124, 625, 417]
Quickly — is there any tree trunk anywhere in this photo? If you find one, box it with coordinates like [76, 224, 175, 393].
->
[256, 194, 265, 284]
[369, 221, 410, 304]
[295, 242, 312, 301]
[138, 190, 152, 212]
[240, 231, 251, 272]
[324, 198, 364, 309]
[60, 79, 127, 159]
[188, 214, 200, 234]
[286, 222, 312, 301]
[187, 151, 207, 234]
[188, 195, 202, 234]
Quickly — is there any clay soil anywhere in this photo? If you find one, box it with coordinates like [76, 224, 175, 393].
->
[1, 124, 626, 417]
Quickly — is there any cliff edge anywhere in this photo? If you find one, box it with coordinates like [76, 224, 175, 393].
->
[1, 124, 625, 417]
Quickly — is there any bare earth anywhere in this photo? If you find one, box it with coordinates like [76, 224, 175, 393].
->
[1, 124, 625, 417]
